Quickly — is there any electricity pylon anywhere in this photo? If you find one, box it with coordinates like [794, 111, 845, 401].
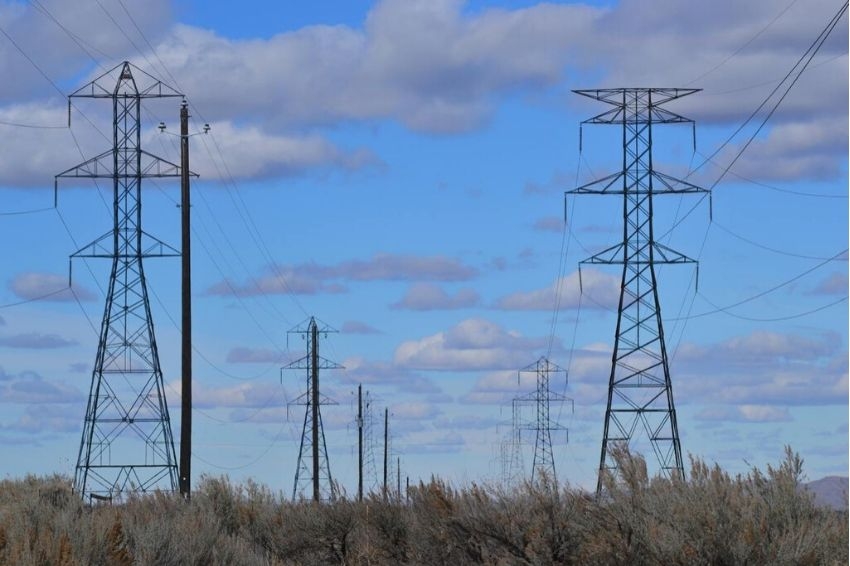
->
[356, 386, 380, 500]
[515, 357, 571, 484]
[285, 317, 342, 502]
[567, 88, 708, 495]
[56, 62, 187, 502]
[499, 398, 525, 486]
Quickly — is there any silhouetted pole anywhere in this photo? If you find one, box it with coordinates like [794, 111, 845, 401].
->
[397, 456, 401, 501]
[357, 384, 363, 502]
[383, 407, 388, 502]
[311, 320, 320, 502]
[179, 99, 192, 500]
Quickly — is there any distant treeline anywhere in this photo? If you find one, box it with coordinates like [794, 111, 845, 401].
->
[0, 447, 845, 565]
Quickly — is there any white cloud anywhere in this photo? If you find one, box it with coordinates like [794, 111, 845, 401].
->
[0, 332, 76, 349]
[0, 369, 83, 404]
[676, 330, 847, 406]
[493, 269, 619, 311]
[9, 271, 95, 302]
[0, 0, 843, 185]
[695, 405, 793, 423]
[391, 283, 480, 310]
[151, 1, 599, 133]
[809, 272, 848, 296]
[225, 347, 287, 364]
[190, 121, 379, 180]
[206, 254, 478, 297]
[393, 318, 549, 371]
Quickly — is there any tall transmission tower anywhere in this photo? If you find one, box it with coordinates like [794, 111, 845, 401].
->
[285, 317, 342, 502]
[56, 62, 186, 502]
[567, 88, 707, 494]
[515, 357, 571, 484]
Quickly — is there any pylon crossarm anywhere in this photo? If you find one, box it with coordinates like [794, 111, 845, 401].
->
[569, 171, 624, 194]
[56, 150, 114, 179]
[69, 61, 183, 100]
[579, 242, 625, 265]
[140, 231, 180, 257]
[651, 242, 696, 264]
[651, 171, 708, 194]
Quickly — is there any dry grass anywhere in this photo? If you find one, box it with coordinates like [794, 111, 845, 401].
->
[0, 447, 844, 565]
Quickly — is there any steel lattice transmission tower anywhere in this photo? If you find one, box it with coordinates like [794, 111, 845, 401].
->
[56, 62, 187, 502]
[567, 88, 708, 494]
[515, 357, 572, 484]
[285, 317, 342, 502]
[499, 398, 525, 486]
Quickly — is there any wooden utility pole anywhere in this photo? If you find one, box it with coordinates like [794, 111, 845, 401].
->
[383, 407, 388, 502]
[357, 384, 364, 502]
[179, 99, 192, 500]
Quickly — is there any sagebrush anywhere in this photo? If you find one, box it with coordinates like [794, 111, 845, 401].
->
[0, 448, 845, 565]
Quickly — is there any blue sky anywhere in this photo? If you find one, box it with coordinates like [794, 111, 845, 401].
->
[0, 0, 845, 495]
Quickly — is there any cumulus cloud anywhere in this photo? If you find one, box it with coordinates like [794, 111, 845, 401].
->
[0, 332, 77, 349]
[3, 404, 80, 434]
[676, 330, 847, 406]
[809, 272, 848, 296]
[150, 1, 598, 134]
[206, 253, 478, 297]
[391, 283, 480, 311]
[0, 370, 83, 404]
[393, 318, 550, 371]
[9, 272, 95, 302]
[340, 356, 442, 394]
[0, 0, 843, 185]
[169, 379, 287, 410]
[225, 347, 287, 364]
[493, 269, 620, 311]
[0, 0, 172, 101]
[695, 405, 793, 423]
[189, 121, 379, 180]
[532, 216, 564, 233]
[341, 320, 382, 335]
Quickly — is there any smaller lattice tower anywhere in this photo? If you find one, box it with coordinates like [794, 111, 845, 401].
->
[285, 317, 342, 501]
[514, 357, 572, 483]
[361, 390, 380, 495]
[499, 398, 526, 486]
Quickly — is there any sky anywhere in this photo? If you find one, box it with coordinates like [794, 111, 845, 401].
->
[0, 0, 845, 496]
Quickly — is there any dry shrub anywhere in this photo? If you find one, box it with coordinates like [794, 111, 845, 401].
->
[0, 448, 844, 565]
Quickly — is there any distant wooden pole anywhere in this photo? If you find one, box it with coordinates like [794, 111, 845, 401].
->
[311, 320, 320, 502]
[383, 407, 388, 502]
[357, 384, 363, 502]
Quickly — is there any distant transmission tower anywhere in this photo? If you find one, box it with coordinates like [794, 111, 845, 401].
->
[56, 62, 186, 502]
[567, 88, 708, 494]
[286, 317, 342, 502]
[515, 357, 571, 484]
[359, 388, 380, 497]
[499, 398, 525, 486]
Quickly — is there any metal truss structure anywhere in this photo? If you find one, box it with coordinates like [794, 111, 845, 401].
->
[567, 88, 708, 494]
[286, 317, 342, 502]
[57, 62, 186, 502]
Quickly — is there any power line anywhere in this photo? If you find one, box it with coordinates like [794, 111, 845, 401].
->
[667, 249, 847, 321]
